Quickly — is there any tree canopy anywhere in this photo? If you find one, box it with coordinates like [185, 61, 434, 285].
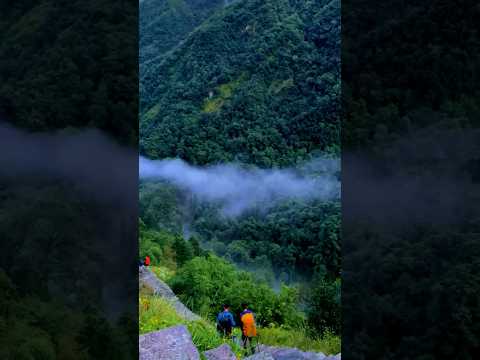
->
[140, 0, 340, 167]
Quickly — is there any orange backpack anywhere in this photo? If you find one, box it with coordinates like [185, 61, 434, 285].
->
[240, 311, 257, 337]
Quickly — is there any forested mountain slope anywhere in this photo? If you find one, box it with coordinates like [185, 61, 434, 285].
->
[0, 0, 137, 145]
[343, 0, 480, 148]
[140, 0, 226, 65]
[0, 3, 138, 357]
[140, 0, 340, 167]
[341, 1, 480, 358]
[140, 0, 341, 343]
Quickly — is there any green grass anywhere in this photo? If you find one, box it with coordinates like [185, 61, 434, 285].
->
[259, 326, 340, 355]
[202, 75, 246, 113]
[139, 268, 339, 357]
[150, 265, 175, 282]
[139, 293, 243, 357]
[139, 294, 339, 357]
[203, 97, 224, 113]
[139, 295, 184, 333]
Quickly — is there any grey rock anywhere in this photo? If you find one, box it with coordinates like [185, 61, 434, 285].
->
[139, 325, 200, 360]
[139, 267, 200, 321]
[204, 344, 237, 360]
[324, 355, 341, 360]
[257, 345, 326, 360]
[244, 353, 275, 360]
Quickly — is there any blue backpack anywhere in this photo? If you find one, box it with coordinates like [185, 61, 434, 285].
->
[218, 311, 231, 328]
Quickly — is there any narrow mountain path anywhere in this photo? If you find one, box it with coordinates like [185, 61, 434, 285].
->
[139, 267, 201, 321]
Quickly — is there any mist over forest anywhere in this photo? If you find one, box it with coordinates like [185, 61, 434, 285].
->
[0, 0, 140, 357]
[140, 155, 340, 216]
[139, 0, 341, 346]
[139, 153, 341, 282]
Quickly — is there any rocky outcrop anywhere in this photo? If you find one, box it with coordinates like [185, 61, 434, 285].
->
[139, 267, 200, 321]
[139, 325, 200, 360]
[139, 325, 341, 360]
[244, 353, 275, 360]
[324, 355, 341, 360]
[204, 343, 237, 360]
[201, 343, 340, 360]
[253, 345, 340, 360]
[139, 269, 342, 360]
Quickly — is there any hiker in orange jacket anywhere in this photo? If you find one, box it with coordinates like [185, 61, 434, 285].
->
[239, 303, 257, 354]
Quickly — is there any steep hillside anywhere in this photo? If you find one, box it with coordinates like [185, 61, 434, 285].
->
[140, 0, 340, 167]
[140, 0, 226, 65]
[0, 0, 138, 144]
[343, 0, 480, 148]
[139, 0, 341, 344]
[139, 267, 341, 357]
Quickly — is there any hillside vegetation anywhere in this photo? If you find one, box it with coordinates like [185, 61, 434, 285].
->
[140, 279, 340, 356]
[0, 0, 138, 145]
[140, 180, 341, 283]
[139, 0, 341, 351]
[0, 1, 139, 358]
[140, 221, 341, 354]
[140, 0, 340, 167]
[341, 1, 480, 358]
[140, 0, 225, 65]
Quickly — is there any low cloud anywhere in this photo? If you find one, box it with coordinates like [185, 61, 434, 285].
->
[140, 156, 340, 216]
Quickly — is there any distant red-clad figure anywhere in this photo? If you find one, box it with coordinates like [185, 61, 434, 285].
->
[144, 255, 151, 266]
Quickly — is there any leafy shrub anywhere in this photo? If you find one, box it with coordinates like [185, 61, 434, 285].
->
[169, 255, 303, 328]
[308, 278, 341, 335]
[150, 266, 175, 282]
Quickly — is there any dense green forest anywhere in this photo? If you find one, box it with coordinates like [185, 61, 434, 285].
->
[140, 181, 340, 282]
[0, 1, 138, 358]
[140, 0, 225, 65]
[343, 0, 480, 149]
[0, 268, 135, 359]
[342, 0, 480, 358]
[139, 220, 341, 337]
[139, 0, 341, 345]
[0, 179, 137, 359]
[0, 0, 138, 145]
[140, 0, 340, 167]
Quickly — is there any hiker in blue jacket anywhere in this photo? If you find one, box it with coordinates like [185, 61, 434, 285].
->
[216, 304, 236, 337]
